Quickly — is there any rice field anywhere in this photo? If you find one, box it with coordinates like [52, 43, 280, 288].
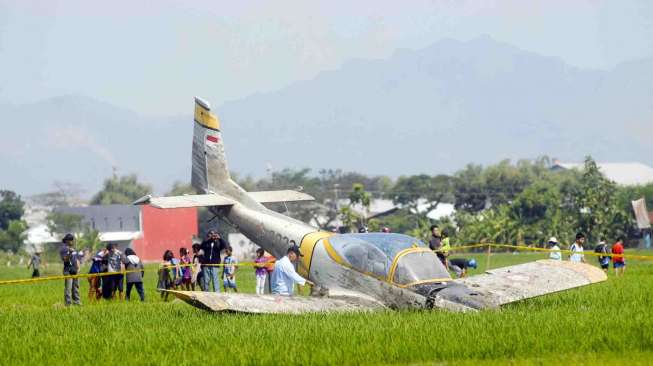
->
[0, 250, 651, 365]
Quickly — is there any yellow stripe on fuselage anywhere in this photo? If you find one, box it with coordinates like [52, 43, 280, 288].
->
[298, 231, 334, 278]
[194, 102, 220, 130]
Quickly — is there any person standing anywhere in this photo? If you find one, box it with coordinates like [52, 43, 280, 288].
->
[200, 230, 228, 292]
[102, 243, 123, 300]
[254, 248, 269, 295]
[27, 251, 42, 278]
[222, 247, 238, 293]
[122, 248, 145, 301]
[191, 243, 203, 291]
[569, 233, 586, 263]
[612, 237, 626, 276]
[59, 233, 84, 306]
[271, 245, 314, 295]
[440, 230, 452, 269]
[594, 240, 610, 273]
[548, 237, 562, 261]
[429, 226, 446, 267]
[179, 247, 192, 291]
[158, 250, 174, 301]
[88, 248, 107, 301]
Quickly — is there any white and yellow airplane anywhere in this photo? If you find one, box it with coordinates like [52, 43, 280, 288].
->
[134, 97, 606, 314]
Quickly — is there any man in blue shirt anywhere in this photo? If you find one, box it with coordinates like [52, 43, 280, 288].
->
[271, 245, 314, 296]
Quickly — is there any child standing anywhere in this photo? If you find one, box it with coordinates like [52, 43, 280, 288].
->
[158, 250, 174, 301]
[191, 244, 203, 291]
[179, 247, 192, 291]
[123, 248, 145, 301]
[88, 248, 107, 300]
[254, 248, 268, 295]
[222, 247, 238, 293]
[169, 252, 182, 289]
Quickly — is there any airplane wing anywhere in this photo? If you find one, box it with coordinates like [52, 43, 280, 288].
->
[434, 259, 607, 310]
[166, 290, 385, 314]
[133, 190, 312, 209]
[248, 190, 315, 203]
[133, 194, 235, 209]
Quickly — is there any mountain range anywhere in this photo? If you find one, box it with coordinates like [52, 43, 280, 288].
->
[1, 36, 652, 196]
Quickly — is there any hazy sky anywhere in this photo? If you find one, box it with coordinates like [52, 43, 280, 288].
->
[1, 0, 652, 115]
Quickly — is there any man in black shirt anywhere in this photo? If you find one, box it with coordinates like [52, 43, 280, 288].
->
[428, 226, 446, 267]
[200, 230, 228, 292]
[449, 258, 477, 278]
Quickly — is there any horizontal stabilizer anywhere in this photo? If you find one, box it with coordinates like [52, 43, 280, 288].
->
[166, 291, 384, 314]
[133, 194, 234, 209]
[249, 190, 315, 204]
[437, 260, 607, 310]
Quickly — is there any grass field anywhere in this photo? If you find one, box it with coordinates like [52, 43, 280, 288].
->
[0, 250, 652, 365]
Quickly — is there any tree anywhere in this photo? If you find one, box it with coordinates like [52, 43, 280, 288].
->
[91, 174, 152, 205]
[47, 212, 84, 236]
[575, 157, 629, 242]
[0, 190, 25, 230]
[453, 164, 488, 213]
[348, 183, 371, 224]
[77, 229, 103, 251]
[0, 220, 28, 252]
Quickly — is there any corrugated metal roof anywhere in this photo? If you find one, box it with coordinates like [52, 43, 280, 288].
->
[553, 162, 653, 186]
[54, 204, 141, 232]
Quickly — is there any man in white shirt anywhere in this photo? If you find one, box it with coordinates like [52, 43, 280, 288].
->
[569, 233, 586, 263]
[271, 245, 314, 296]
[548, 237, 561, 261]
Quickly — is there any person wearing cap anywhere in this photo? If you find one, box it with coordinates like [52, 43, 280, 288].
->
[594, 239, 610, 273]
[448, 258, 477, 278]
[548, 237, 561, 261]
[59, 233, 84, 306]
[271, 245, 314, 296]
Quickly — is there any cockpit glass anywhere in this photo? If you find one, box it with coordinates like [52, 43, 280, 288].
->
[327, 233, 428, 279]
[393, 251, 450, 285]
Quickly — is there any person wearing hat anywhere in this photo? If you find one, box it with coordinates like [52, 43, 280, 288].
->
[548, 237, 561, 261]
[270, 244, 314, 296]
[448, 258, 477, 278]
[59, 233, 84, 306]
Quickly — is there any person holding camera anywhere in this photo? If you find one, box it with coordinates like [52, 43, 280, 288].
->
[59, 233, 84, 306]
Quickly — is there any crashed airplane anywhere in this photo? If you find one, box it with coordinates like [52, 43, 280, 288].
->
[134, 97, 607, 313]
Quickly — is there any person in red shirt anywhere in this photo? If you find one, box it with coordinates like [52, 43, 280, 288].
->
[611, 237, 626, 276]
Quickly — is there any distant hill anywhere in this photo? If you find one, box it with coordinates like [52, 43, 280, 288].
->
[1, 36, 652, 196]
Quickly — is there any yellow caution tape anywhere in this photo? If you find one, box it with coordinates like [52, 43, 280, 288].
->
[1, 244, 650, 286]
[0, 261, 275, 286]
[448, 243, 652, 261]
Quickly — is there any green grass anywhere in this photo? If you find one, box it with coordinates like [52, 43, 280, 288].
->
[0, 251, 652, 365]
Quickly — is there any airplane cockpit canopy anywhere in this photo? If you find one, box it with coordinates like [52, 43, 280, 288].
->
[326, 233, 450, 286]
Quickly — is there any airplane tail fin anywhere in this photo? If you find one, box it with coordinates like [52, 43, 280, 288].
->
[192, 97, 230, 194]
[134, 97, 315, 210]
